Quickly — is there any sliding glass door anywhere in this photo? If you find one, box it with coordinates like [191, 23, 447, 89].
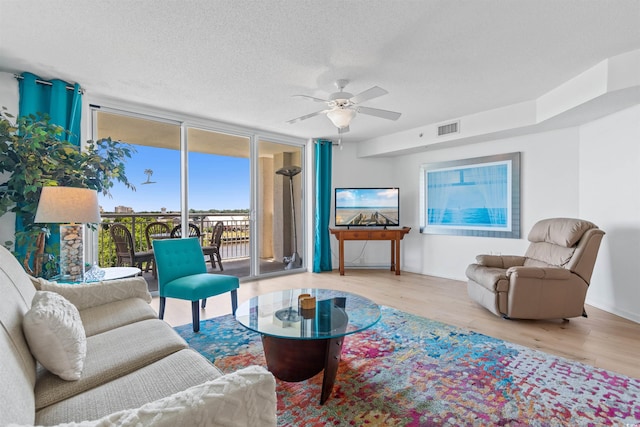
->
[93, 110, 182, 213]
[257, 139, 304, 275]
[186, 127, 251, 276]
[90, 106, 305, 280]
[92, 109, 181, 273]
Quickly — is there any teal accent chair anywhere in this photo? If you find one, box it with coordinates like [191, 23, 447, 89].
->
[153, 237, 239, 332]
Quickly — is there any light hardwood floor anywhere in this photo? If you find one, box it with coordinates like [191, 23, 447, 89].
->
[150, 269, 640, 379]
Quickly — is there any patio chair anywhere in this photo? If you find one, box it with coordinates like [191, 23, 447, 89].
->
[170, 223, 201, 238]
[145, 221, 171, 277]
[153, 237, 239, 332]
[202, 221, 224, 270]
[145, 221, 171, 248]
[109, 223, 155, 273]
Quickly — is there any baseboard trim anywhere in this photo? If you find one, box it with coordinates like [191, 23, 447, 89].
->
[585, 298, 640, 324]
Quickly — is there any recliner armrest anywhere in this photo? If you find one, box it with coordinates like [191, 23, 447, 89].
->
[506, 266, 572, 280]
[476, 255, 526, 269]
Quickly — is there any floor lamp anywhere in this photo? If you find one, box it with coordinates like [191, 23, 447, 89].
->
[34, 186, 101, 282]
[276, 166, 302, 270]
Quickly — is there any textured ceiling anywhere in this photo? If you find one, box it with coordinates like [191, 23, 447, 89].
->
[1, 0, 639, 144]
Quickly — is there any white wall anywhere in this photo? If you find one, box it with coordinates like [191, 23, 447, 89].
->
[334, 127, 581, 276]
[579, 105, 640, 322]
[331, 142, 399, 267]
[0, 72, 19, 249]
[335, 105, 640, 323]
[395, 128, 581, 280]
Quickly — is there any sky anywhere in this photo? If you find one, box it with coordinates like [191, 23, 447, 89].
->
[98, 145, 250, 212]
[335, 188, 399, 208]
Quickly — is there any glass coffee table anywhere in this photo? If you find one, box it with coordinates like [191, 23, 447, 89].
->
[235, 288, 381, 404]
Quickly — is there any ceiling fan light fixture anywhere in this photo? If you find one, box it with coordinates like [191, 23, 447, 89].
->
[327, 108, 356, 129]
[287, 80, 400, 130]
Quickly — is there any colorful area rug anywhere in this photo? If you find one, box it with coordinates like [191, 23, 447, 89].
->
[175, 306, 640, 426]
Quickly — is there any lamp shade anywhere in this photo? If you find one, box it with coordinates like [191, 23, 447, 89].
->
[34, 186, 101, 224]
[326, 108, 356, 129]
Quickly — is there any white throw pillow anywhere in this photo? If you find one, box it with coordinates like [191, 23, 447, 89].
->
[23, 291, 87, 381]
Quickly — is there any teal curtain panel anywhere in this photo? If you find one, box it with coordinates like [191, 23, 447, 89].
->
[16, 72, 83, 265]
[313, 139, 333, 272]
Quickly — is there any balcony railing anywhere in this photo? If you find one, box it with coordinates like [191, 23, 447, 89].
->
[98, 212, 250, 268]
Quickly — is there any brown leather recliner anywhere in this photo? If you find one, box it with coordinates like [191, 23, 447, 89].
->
[465, 218, 605, 320]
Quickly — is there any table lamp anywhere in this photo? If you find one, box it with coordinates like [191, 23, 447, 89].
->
[34, 186, 101, 282]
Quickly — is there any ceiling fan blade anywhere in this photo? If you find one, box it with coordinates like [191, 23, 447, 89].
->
[357, 106, 402, 121]
[286, 110, 327, 124]
[338, 126, 350, 134]
[349, 86, 388, 104]
[292, 94, 329, 103]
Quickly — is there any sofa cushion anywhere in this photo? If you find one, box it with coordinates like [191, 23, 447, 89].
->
[28, 275, 56, 290]
[79, 298, 158, 337]
[23, 291, 87, 381]
[36, 365, 276, 427]
[39, 277, 152, 310]
[35, 349, 223, 425]
[35, 276, 156, 336]
[34, 318, 187, 410]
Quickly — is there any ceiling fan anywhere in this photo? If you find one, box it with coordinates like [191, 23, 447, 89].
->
[287, 79, 401, 133]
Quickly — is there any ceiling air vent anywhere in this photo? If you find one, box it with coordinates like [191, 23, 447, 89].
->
[437, 121, 459, 136]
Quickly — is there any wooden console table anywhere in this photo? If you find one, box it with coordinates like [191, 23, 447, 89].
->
[330, 227, 411, 276]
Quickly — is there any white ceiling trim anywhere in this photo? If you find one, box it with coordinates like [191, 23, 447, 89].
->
[359, 49, 640, 158]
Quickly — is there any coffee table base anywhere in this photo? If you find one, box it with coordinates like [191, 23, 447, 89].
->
[262, 335, 345, 404]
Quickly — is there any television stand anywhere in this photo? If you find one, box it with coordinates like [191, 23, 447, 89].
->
[329, 227, 411, 276]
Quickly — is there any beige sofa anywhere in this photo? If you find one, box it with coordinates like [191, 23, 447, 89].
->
[466, 218, 605, 320]
[0, 245, 277, 426]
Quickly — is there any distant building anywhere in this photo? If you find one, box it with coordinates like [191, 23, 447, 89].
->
[115, 206, 134, 213]
[204, 215, 249, 231]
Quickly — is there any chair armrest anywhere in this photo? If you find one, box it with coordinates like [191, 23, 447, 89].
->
[40, 366, 277, 427]
[39, 277, 152, 310]
[506, 266, 572, 280]
[475, 255, 525, 269]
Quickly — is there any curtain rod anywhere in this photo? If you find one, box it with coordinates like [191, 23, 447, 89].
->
[314, 139, 340, 146]
[13, 74, 84, 94]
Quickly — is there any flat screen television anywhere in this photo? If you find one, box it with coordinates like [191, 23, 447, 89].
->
[335, 187, 400, 227]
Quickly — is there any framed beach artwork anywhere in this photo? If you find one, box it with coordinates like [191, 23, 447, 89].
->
[419, 152, 520, 238]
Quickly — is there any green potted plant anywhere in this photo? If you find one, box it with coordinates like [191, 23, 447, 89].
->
[0, 107, 136, 277]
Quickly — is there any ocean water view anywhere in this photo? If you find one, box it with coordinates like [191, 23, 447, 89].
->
[428, 208, 507, 227]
